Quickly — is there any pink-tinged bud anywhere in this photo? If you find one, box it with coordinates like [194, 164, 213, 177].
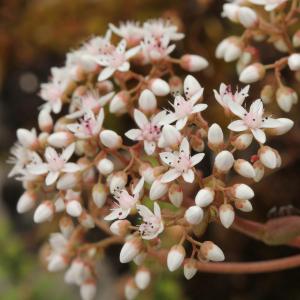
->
[159, 125, 182, 148]
[232, 133, 253, 150]
[267, 118, 294, 135]
[59, 216, 74, 238]
[190, 134, 205, 152]
[239, 63, 265, 83]
[99, 130, 122, 149]
[253, 161, 264, 182]
[235, 199, 253, 212]
[97, 158, 114, 175]
[222, 3, 239, 22]
[274, 38, 289, 53]
[109, 91, 129, 114]
[168, 183, 183, 207]
[79, 212, 95, 229]
[33, 201, 54, 223]
[66, 200, 82, 217]
[120, 237, 142, 263]
[224, 37, 243, 62]
[110, 220, 131, 236]
[92, 183, 107, 208]
[200, 241, 225, 262]
[258, 146, 277, 169]
[109, 171, 127, 193]
[48, 254, 68, 272]
[288, 53, 300, 71]
[135, 267, 151, 290]
[125, 279, 139, 300]
[195, 187, 215, 207]
[208, 123, 224, 149]
[168, 76, 183, 94]
[148, 78, 170, 96]
[167, 244, 186, 272]
[17, 128, 38, 149]
[80, 279, 97, 300]
[185, 206, 204, 225]
[216, 38, 230, 59]
[57, 173, 79, 190]
[38, 109, 53, 133]
[149, 178, 168, 200]
[276, 86, 298, 112]
[180, 54, 208, 72]
[139, 163, 155, 184]
[219, 204, 235, 228]
[292, 30, 300, 48]
[260, 84, 274, 104]
[214, 150, 234, 173]
[234, 159, 255, 178]
[183, 259, 197, 280]
[238, 7, 258, 28]
[48, 132, 74, 148]
[38, 132, 49, 148]
[17, 191, 36, 213]
[231, 184, 254, 200]
[54, 197, 65, 213]
[133, 252, 147, 266]
[138, 89, 157, 114]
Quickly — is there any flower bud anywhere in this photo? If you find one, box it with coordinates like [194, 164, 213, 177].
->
[17, 191, 36, 213]
[195, 188, 215, 207]
[48, 254, 68, 272]
[253, 161, 265, 182]
[183, 259, 197, 280]
[167, 244, 186, 272]
[92, 183, 107, 208]
[59, 216, 74, 238]
[288, 53, 300, 71]
[149, 78, 170, 96]
[224, 37, 243, 62]
[168, 76, 183, 93]
[292, 30, 300, 48]
[260, 84, 274, 104]
[33, 201, 54, 223]
[120, 237, 142, 263]
[219, 204, 235, 228]
[239, 63, 265, 83]
[190, 134, 205, 152]
[57, 172, 79, 190]
[276, 86, 298, 112]
[258, 146, 277, 169]
[274, 38, 289, 53]
[38, 109, 53, 132]
[222, 3, 239, 22]
[180, 54, 208, 72]
[232, 133, 253, 150]
[125, 279, 139, 300]
[185, 206, 204, 225]
[109, 172, 127, 193]
[216, 38, 230, 59]
[97, 158, 114, 175]
[230, 184, 254, 200]
[139, 163, 155, 184]
[235, 199, 253, 212]
[208, 123, 224, 149]
[48, 131, 74, 148]
[234, 159, 255, 178]
[133, 252, 147, 266]
[79, 212, 95, 229]
[200, 241, 225, 262]
[138, 89, 157, 114]
[66, 200, 82, 217]
[135, 267, 151, 290]
[54, 197, 65, 213]
[100, 130, 122, 149]
[109, 91, 129, 114]
[168, 183, 183, 207]
[266, 118, 294, 135]
[238, 7, 258, 28]
[110, 220, 131, 236]
[149, 178, 168, 200]
[214, 150, 234, 173]
[17, 128, 38, 149]
[158, 125, 182, 148]
[80, 279, 97, 300]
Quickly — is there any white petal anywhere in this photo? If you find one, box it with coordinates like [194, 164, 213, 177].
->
[61, 143, 75, 161]
[136, 204, 154, 219]
[125, 45, 141, 59]
[249, 99, 263, 116]
[104, 208, 130, 221]
[118, 61, 130, 72]
[192, 104, 207, 113]
[116, 39, 127, 54]
[227, 100, 247, 118]
[46, 171, 60, 186]
[182, 169, 195, 183]
[133, 177, 144, 195]
[134, 109, 149, 129]
[228, 120, 248, 132]
[191, 153, 205, 166]
[261, 118, 281, 128]
[176, 117, 188, 130]
[161, 169, 181, 183]
[98, 67, 115, 81]
[125, 129, 142, 141]
[45, 147, 58, 162]
[62, 163, 80, 173]
[251, 128, 266, 143]
[153, 202, 161, 218]
[180, 137, 190, 156]
[159, 152, 176, 165]
[144, 141, 156, 155]
[160, 112, 177, 126]
[27, 163, 48, 175]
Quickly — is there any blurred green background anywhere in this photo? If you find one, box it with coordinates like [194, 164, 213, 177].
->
[1, 0, 300, 299]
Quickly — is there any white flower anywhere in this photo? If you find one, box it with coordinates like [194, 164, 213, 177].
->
[159, 138, 205, 183]
[92, 39, 141, 81]
[67, 109, 104, 139]
[161, 75, 206, 130]
[136, 202, 164, 240]
[125, 109, 166, 155]
[213, 83, 249, 110]
[27, 143, 80, 186]
[104, 177, 144, 221]
[249, 0, 288, 11]
[227, 99, 280, 143]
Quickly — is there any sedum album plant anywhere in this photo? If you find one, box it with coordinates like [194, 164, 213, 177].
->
[7, 14, 300, 300]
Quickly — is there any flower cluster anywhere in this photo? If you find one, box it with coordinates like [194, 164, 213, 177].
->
[219, 0, 300, 112]
[8, 18, 295, 300]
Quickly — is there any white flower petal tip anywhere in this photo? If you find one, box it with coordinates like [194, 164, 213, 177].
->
[167, 244, 186, 272]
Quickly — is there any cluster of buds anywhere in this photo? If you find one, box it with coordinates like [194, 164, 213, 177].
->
[219, 0, 300, 112]
[8, 18, 295, 300]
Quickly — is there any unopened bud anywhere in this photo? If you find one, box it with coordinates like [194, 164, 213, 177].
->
[17, 191, 36, 213]
[100, 130, 122, 149]
[276, 86, 298, 112]
[219, 204, 235, 228]
[238, 7, 258, 28]
[79, 212, 95, 229]
[167, 244, 186, 272]
[214, 150, 234, 173]
[48, 254, 68, 272]
[110, 220, 131, 236]
[232, 133, 253, 150]
[109, 171, 127, 193]
[158, 125, 182, 148]
[185, 206, 204, 225]
[80, 279, 97, 300]
[168, 183, 183, 207]
[109, 91, 129, 114]
[253, 161, 264, 182]
[125, 279, 139, 300]
[120, 237, 142, 263]
[57, 172, 79, 190]
[260, 84, 274, 104]
[292, 30, 300, 48]
[195, 188, 215, 207]
[180, 54, 208, 72]
[48, 132, 74, 148]
[38, 109, 53, 132]
[183, 259, 197, 280]
[288, 53, 300, 71]
[266, 118, 294, 135]
[139, 163, 155, 184]
[135, 267, 151, 290]
[234, 159, 255, 178]
[92, 183, 107, 208]
[200, 241, 225, 262]
[222, 3, 239, 22]
[59, 216, 74, 238]
[239, 63, 265, 83]
[235, 199, 253, 212]
[274, 38, 289, 53]
[149, 178, 168, 200]
[66, 200, 82, 217]
[33, 201, 54, 223]
[138, 89, 157, 114]
[17, 128, 38, 149]
[148, 78, 170, 96]
[230, 183, 254, 200]
[258, 146, 277, 169]
[97, 158, 114, 175]
[208, 123, 224, 149]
